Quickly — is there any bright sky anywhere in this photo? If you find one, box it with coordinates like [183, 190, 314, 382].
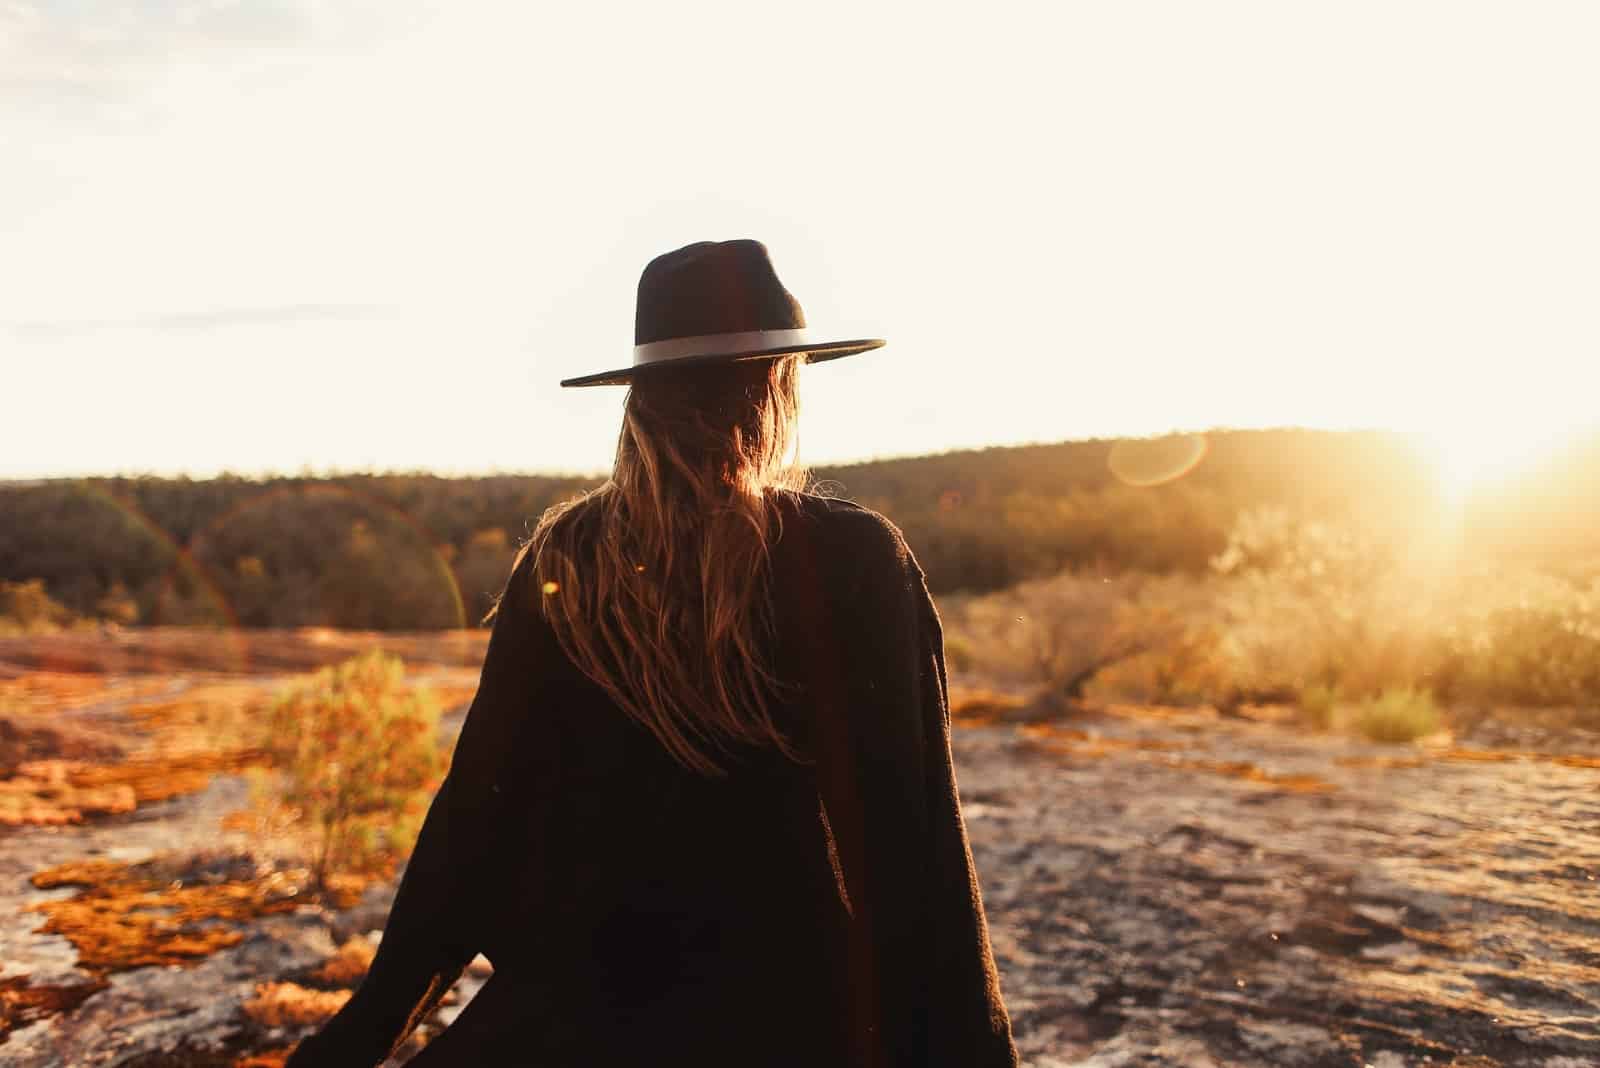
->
[3, 1, 1597, 480]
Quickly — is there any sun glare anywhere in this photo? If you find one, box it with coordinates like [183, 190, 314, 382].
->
[1414, 419, 1586, 503]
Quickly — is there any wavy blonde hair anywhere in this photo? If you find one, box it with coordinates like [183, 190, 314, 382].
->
[508, 353, 812, 776]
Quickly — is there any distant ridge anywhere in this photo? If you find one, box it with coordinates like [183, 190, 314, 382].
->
[3, 427, 1596, 629]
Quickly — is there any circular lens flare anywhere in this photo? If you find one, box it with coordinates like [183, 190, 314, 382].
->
[1107, 433, 1209, 487]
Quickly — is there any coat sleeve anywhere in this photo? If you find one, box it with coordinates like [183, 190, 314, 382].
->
[909, 555, 1019, 1066]
[826, 507, 1017, 1067]
[285, 555, 543, 1068]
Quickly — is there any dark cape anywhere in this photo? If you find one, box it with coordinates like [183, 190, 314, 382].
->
[285, 492, 1018, 1066]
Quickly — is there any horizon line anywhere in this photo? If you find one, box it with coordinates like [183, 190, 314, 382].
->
[0, 424, 1445, 486]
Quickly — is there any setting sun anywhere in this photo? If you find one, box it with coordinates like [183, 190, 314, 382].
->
[1413, 418, 1590, 503]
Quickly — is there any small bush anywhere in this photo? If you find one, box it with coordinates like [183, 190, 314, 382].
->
[0, 579, 76, 634]
[959, 571, 1169, 702]
[1354, 687, 1440, 743]
[943, 633, 977, 675]
[1298, 683, 1339, 731]
[260, 651, 442, 888]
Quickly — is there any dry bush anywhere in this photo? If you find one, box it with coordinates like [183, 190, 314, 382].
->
[1434, 567, 1600, 713]
[1213, 510, 1600, 718]
[1083, 574, 1233, 707]
[953, 571, 1186, 711]
[1209, 507, 1436, 698]
[259, 651, 442, 888]
[0, 579, 77, 635]
[929, 505, 1600, 728]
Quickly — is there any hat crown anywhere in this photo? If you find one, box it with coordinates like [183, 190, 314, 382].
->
[635, 239, 807, 346]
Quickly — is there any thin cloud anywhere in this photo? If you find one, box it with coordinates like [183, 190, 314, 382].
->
[0, 1, 428, 124]
[7, 303, 393, 338]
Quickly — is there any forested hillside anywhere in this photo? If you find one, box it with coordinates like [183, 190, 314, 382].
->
[3, 428, 1596, 630]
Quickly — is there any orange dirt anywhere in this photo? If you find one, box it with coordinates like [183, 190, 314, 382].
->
[234, 1049, 294, 1068]
[1020, 721, 1336, 793]
[0, 749, 266, 827]
[1337, 749, 1600, 772]
[0, 974, 110, 1042]
[1334, 754, 1430, 769]
[0, 672, 113, 711]
[25, 857, 348, 975]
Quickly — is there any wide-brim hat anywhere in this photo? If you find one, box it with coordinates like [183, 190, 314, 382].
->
[559, 239, 885, 388]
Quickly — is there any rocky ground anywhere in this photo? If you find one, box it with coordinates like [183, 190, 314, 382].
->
[1, 630, 1597, 1066]
[962, 703, 1600, 1067]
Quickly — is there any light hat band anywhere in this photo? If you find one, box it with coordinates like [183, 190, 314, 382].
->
[632, 327, 812, 367]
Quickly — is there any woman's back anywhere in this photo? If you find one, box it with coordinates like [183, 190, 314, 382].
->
[458, 494, 861, 1057]
[438, 489, 1012, 1063]
[288, 494, 1016, 1067]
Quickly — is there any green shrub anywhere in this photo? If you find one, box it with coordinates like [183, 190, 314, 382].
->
[1298, 682, 1339, 731]
[261, 651, 442, 888]
[1354, 687, 1440, 743]
[943, 633, 976, 675]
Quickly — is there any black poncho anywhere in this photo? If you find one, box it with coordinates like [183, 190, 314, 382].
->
[286, 492, 1017, 1066]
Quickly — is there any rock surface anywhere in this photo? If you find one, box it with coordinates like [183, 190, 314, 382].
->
[958, 704, 1600, 1067]
[3, 662, 1597, 1066]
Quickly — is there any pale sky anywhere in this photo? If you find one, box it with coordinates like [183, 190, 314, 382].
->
[3, 1, 1597, 480]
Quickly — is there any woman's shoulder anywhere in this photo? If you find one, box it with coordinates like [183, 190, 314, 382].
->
[782, 490, 923, 584]
[788, 489, 903, 541]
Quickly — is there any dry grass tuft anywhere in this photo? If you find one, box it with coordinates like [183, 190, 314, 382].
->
[240, 982, 352, 1029]
[948, 686, 1029, 726]
[308, 937, 377, 987]
[1354, 687, 1441, 744]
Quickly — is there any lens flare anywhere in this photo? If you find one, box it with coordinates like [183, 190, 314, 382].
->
[1107, 433, 1209, 487]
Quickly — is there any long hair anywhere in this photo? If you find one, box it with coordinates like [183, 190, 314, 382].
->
[506, 353, 812, 777]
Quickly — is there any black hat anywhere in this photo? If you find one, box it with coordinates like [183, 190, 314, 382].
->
[559, 239, 886, 388]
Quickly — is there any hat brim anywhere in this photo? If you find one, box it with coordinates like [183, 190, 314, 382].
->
[558, 338, 885, 388]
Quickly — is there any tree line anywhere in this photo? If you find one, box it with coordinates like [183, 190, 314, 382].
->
[2, 428, 1595, 631]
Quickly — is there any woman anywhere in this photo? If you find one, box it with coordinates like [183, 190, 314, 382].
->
[286, 240, 1018, 1066]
